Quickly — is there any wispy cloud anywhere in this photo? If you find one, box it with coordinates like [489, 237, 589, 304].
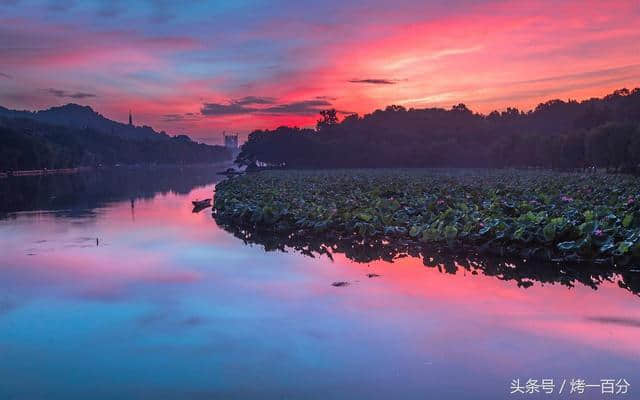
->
[586, 316, 640, 328]
[348, 78, 397, 85]
[0, 72, 11, 79]
[512, 64, 640, 86]
[161, 112, 201, 122]
[201, 97, 332, 116]
[396, 92, 461, 105]
[382, 46, 484, 70]
[201, 102, 253, 116]
[315, 95, 337, 101]
[44, 88, 97, 99]
[262, 99, 331, 115]
[232, 96, 276, 105]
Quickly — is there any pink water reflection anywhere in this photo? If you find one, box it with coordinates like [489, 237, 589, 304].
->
[321, 254, 640, 359]
[1, 179, 638, 399]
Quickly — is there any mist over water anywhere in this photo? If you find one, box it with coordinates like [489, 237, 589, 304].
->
[0, 167, 638, 399]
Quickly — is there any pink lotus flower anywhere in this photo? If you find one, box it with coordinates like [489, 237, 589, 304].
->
[627, 197, 635, 206]
[437, 199, 445, 205]
[561, 196, 573, 203]
[594, 229, 603, 237]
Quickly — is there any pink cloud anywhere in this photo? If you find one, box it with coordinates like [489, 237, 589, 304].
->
[1, 0, 639, 139]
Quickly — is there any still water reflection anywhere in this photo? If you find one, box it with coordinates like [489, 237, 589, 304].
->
[0, 167, 638, 400]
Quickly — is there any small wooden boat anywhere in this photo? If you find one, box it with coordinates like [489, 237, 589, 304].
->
[192, 198, 211, 207]
[192, 204, 210, 213]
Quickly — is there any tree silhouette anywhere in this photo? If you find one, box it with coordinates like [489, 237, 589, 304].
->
[235, 88, 640, 171]
[316, 109, 339, 131]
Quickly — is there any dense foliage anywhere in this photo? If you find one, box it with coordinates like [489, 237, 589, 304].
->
[236, 88, 640, 170]
[214, 169, 640, 267]
[0, 117, 231, 170]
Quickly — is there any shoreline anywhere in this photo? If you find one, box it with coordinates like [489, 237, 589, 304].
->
[0, 167, 93, 178]
[0, 161, 234, 179]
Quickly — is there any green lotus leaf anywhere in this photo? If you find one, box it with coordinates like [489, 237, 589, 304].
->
[542, 222, 556, 242]
[358, 213, 373, 222]
[623, 213, 633, 228]
[513, 227, 525, 241]
[409, 225, 422, 238]
[444, 225, 458, 240]
[579, 221, 597, 235]
[617, 241, 632, 255]
[583, 210, 594, 221]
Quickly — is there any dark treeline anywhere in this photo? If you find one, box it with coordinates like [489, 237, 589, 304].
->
[0, 117, 231, 170]
[237, 88, 640, 171]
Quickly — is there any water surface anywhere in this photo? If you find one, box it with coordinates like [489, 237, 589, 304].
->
[0, 167, 638, 399]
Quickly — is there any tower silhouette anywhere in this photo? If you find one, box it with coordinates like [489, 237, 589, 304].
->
[128, 110, 133, 126]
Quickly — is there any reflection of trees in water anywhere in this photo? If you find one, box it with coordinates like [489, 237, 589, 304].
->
[214, 216, 640, 296]
[0, 165, 224, 216]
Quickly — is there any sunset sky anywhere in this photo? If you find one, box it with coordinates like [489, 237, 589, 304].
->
[1, 0, 639, 143]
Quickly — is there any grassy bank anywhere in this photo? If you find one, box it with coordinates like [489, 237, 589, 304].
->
[213, 169, 640, 266]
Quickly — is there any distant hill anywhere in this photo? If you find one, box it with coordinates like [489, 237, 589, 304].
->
[0, 104, 232, 171]
[0, 103, 168, 141]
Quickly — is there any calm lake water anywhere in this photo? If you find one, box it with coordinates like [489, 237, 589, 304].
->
[0, 166, 638, 400]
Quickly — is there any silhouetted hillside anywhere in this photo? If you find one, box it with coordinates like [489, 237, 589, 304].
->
[0, 106, 232, 170]
[236, 88, 640, 171]
[0, 103, 168, 141]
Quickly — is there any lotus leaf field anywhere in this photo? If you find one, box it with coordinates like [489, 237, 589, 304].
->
[213, 169, 640, 267]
